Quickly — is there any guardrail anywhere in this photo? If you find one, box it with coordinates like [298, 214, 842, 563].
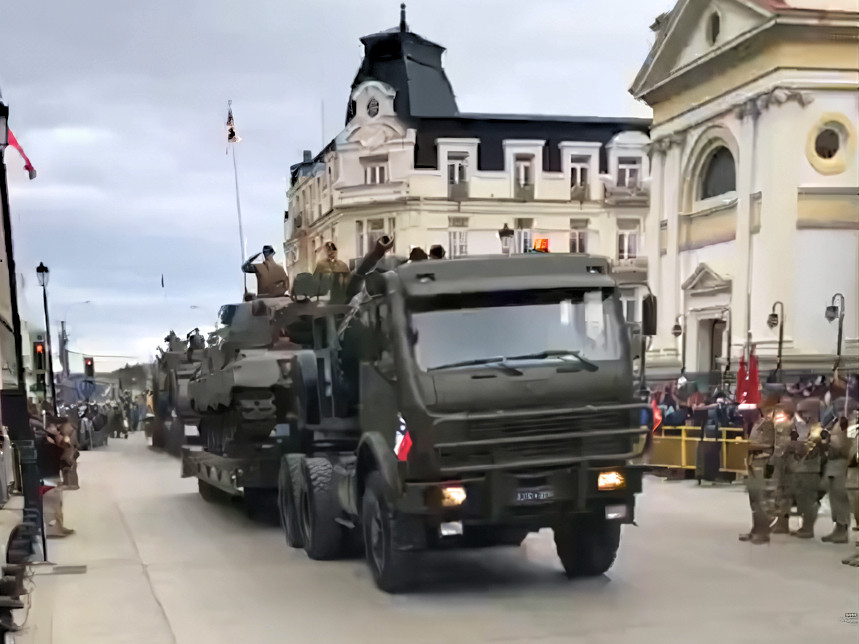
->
[649, 426, 749, 475]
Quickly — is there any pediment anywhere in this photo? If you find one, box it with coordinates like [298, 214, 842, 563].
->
[681, 262, 732, 295]
[631, 0, 773, 100]
[342, 120, 407, 152]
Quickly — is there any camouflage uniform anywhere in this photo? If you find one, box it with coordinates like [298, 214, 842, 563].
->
[771, 402, 796, 534]
[820, 415, 850, 544]
[785, 399, 824, 539]
[843, 412, 859, 566]
[739, 414, 775, 544]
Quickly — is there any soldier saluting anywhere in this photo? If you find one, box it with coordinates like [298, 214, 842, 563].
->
[242, 245, 289, 297]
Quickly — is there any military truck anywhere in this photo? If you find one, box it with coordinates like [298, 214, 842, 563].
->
[151, 329, 204, 455]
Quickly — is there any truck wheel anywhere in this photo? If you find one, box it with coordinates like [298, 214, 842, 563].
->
[362, 472, 411, 593]
[244, 488, 280, 526]
[198, 480, 231, 504]
[299, 457, 344, 560]
[278, 455, 304, 549]
[554, 515, 621, 578]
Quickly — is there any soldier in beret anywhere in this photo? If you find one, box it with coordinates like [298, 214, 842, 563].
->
[739, 401, 776, 544]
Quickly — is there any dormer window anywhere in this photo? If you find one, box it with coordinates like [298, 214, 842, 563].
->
[447, 153, 468, 185]
[515, 155, 533, 187]
[617, 157, 641, 188]
[708, 12, 721, 45]
[361, 155, 388, 185]
[570, 155, 589, 188]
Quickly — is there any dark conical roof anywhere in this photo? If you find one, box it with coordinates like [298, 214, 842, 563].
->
[346, 5, 459, 124]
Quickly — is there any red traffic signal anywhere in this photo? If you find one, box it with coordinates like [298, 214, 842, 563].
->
[84, 357, 95, 378]
[32, 341, 46, 373]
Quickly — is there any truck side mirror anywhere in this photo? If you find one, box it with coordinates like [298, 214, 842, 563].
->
[642, 294, 657, 337]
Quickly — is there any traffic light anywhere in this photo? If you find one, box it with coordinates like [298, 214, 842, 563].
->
[35, 373, 46, 393]
[84, 357, 95, 378]
[32, 341, 46, 373]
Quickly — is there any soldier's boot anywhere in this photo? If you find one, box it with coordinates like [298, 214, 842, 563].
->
[790, 510, 817, 539]
[738, 529, 754, 542]
[745, 515, 770, 544]
[821, 523, 848, 544]
[771, 516, 790, 534]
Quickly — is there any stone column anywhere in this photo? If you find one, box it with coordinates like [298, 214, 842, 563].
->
[657, 138, 682, 358]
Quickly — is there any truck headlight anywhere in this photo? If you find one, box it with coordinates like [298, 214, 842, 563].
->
[598, 471, 625, 491]
[441, 485, 467, 507]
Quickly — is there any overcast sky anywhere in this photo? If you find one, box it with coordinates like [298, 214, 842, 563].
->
[0, 0, 672, 371]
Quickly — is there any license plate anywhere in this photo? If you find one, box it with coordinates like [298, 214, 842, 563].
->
[514, 486, 555, 505]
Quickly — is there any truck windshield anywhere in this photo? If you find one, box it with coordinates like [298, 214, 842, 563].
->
[408, 288, 624, 372]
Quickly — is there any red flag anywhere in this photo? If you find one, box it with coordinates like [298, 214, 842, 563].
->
[396, 431, 412, 461]
[747, 349, 761, 405]
[7, 130, 37, 180]
[737, 356, 748, 404]
[651, 397, 662, 432]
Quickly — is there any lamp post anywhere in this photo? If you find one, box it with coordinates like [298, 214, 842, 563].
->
[767, 301, 784, 381]
[60, 300, 91, 377]
[671, 313, 687, 374]
[498, 223, 514, 256]
[825, 292, 845, 370]
[36, 262, 58, 415]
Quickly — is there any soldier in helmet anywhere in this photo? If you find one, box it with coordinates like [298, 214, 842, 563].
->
[429, 245, 446, 260]
[408, 247, 428, 262]
[313, 241, 350, 300]
[739, 401, 776, 544]
[784, 397, 825, 539]
[819, 412, 851, 544]
[770, 398, 796, 534]
[242, 245, 289, 297]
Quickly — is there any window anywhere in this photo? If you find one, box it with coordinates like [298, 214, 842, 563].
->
[447, 154, 467, 185]
[699, 146, 736, 199]
[355, 221, 364, 257]
[617, 231, 638, 260]
[447, 217, 468, 258]
[708, 12, 721, 44]
[570, 220, 588, 253]
[815, 129, 840, 159]
[515, 156, 533, 187]
[570, 156, 589, 187]
[617, 157, 641, 188]
[513, 218, 534, 254]
[357, 218, 386, 257]
[364, 164, 386, 185]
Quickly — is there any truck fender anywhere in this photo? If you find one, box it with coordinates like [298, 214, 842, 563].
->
[355, 432, 400, 506]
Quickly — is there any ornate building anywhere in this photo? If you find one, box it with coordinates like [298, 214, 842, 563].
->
[631, 0, 859, 374]
[284, 9, 653, 319]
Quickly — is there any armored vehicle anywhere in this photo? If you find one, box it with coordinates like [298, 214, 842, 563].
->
[151, 329, 204, 455]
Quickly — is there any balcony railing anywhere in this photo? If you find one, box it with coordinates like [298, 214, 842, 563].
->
[611, 257, 649, 283]
[604, 183, 649, 206]
[514, 183, 535, 201]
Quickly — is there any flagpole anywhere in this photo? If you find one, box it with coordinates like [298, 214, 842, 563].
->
[227, 100, 247, 294]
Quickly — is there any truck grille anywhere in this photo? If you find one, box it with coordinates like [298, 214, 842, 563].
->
[467, 409, 629, 439]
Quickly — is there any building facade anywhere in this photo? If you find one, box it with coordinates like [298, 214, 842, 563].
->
[284, 12, 653, 319]
[631, 0, 859, 374]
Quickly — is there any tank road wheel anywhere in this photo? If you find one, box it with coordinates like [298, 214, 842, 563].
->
[198, 480, 231, 504]
[554, 514, 621, 578]
[278, 455, 304, 549]
[362, 472, 411, 593]
[299, 457, 344, 560]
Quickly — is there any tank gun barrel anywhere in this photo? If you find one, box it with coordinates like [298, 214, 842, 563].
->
[344, 236, 394, 302]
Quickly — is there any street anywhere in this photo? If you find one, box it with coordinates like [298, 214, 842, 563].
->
[17, 433, 859, 644]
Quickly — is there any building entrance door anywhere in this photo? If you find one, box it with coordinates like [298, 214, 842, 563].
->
[696, 318, 726, 374]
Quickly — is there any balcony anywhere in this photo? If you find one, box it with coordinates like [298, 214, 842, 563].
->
[570, 183, 589, 203]
[448, 181, 469, 201]
[514, 183, 535, 201]
[604, 183, 649, 207]
[611, 257, 649, 284]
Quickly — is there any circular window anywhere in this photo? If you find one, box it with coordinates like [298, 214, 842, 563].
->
[708, 13, 721, 44]
[814, 128, 840, 159]
[367, 98, 379, 118]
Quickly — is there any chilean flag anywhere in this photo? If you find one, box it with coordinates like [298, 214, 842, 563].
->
[651, 397, 662, 432]
[7, 130, 37, 180]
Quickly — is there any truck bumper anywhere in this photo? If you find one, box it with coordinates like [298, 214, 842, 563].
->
[396, 464, 643, 528]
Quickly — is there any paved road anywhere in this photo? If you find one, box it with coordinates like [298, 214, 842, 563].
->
[17, 433, 859, 643]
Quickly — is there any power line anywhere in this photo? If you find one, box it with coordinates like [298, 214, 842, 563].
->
[66, 349, 139, 359]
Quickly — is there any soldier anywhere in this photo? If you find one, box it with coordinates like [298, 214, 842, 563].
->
[784, 398, 824, 539]
[843, 409, 859, 566]
[770, 399, 796, 534]
[313, 242, 350, 300]
[429, 245, 446, 260]
[408, 247, 428, 262]
[242, 245, 289, 297]
[819, 414, 851, 544]
[739, 404, 775, 544]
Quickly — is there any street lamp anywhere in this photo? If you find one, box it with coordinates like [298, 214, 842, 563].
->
[36, 262, 58, 414]
[825, 292, 845, 369]
[60, 300, 91, 378]
[768, 301, 784, 381]
[498, 223, 514, 256]
[672, 313, 687, 374]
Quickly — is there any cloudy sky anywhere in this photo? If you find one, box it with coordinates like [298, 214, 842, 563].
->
[0, 0, 672, 371]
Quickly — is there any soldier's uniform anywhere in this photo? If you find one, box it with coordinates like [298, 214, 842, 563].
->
[313, 242, 350, 301]
[785, 398, 824, 539]
[771, 401, 796, 534]
[243, 246, 289, 297]
[820, 414, 851, 544]
[739, 412, 775, 544]
[842, 411, 859, 566]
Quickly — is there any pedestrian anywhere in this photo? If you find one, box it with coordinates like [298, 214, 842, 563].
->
[785, 398, 825, 539]
[819, 415, 851, 544]
[740, 404, 775, 544]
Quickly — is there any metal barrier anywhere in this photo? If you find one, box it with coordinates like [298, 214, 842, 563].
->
[649, 426, 749, 475]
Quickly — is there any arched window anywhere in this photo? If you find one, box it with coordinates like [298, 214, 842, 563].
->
[699, 146, 736, 199]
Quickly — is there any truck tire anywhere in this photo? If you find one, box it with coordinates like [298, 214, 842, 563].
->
[362, 472, 411, 593]
[198, 480, 231, 504]
[278, 455, 304, 549]
[554, 515, 621, 578]
[299, 457, 344, 560]
[244, 488, 280, 526]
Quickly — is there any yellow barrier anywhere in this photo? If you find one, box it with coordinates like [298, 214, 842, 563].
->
[649, 426, 749, 475]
